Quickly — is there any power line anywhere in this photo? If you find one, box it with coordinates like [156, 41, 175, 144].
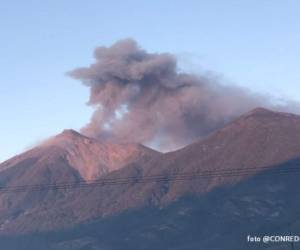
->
[0, 165, 299, 193]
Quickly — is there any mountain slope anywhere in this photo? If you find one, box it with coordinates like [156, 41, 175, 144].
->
[1, 107, 300, 236]
[0, 130, 160, 232]
[0, 129, 159, 181]
[141, 107, 300, 200]
[84, 107, 300, 210]
[1, 158, 299, 250]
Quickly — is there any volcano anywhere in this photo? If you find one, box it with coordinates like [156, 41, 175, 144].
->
[1, 107, 300, 250]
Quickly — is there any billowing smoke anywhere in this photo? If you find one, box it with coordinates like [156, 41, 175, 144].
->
[68, 39, 287, 151]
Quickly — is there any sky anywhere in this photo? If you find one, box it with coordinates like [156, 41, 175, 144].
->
[0, 0, 300, 162]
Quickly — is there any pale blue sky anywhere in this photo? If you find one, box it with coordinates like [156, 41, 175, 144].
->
[1, 0, 300, 162]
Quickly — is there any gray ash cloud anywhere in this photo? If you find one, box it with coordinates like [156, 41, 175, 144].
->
[68, 38, 296, 151]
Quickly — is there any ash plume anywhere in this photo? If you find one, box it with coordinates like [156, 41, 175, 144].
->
[69, 39, 292, 152]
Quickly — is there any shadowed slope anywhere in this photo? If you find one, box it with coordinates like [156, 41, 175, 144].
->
[1, 108, 300, 234]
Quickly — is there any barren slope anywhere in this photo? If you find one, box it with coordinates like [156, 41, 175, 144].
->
[1, 108, 300, 234]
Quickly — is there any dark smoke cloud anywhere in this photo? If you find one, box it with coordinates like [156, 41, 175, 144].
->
[68, 39, 295, 152]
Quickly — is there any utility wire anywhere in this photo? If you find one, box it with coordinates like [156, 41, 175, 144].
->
[0, 165, 299, 193]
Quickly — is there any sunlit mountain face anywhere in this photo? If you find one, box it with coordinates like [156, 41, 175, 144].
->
[0, 108, 300, 249]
